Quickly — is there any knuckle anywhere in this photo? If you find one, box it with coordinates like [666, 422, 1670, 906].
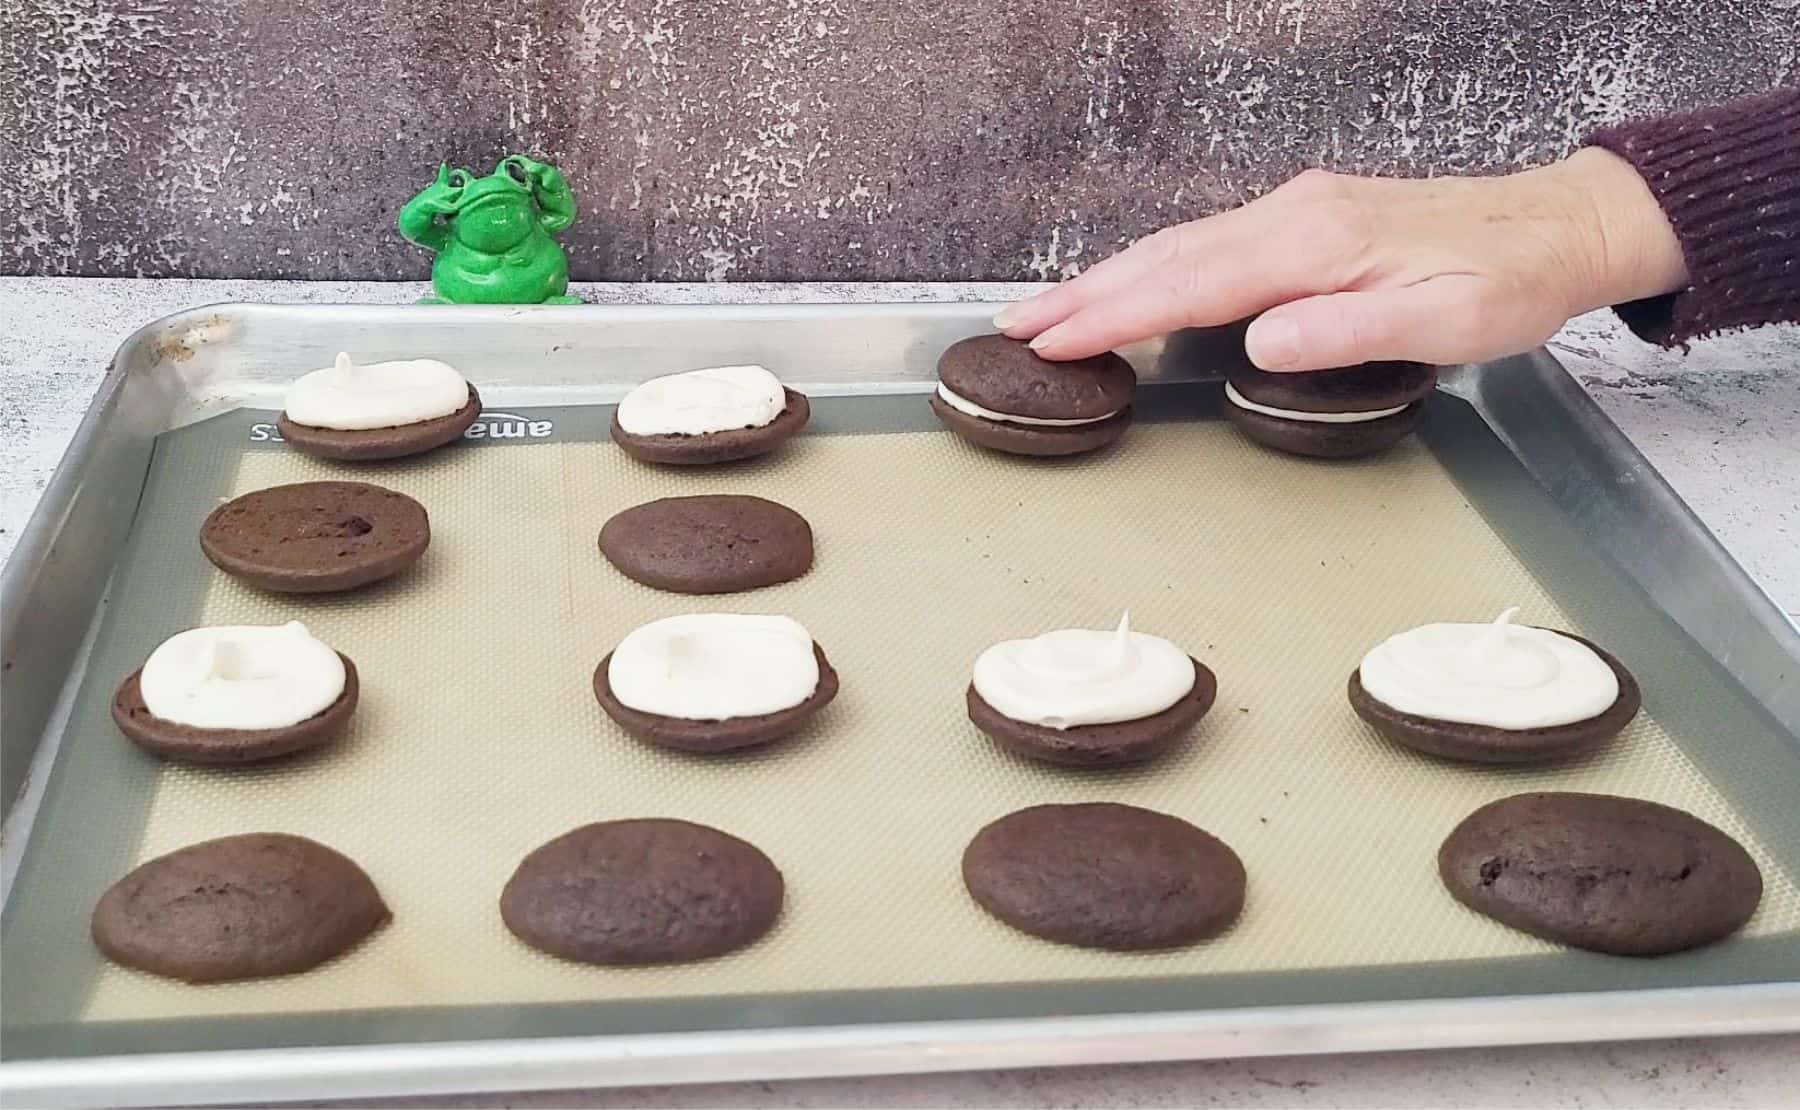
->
[1141, 224, 1191, 264]
[1274, 170, 1378, 282]
[1276, 168, 1353, 210]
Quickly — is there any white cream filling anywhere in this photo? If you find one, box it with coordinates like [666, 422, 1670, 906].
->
[139, 622, 347, 730]
[972, 613, 1195, 729]
[608, 613, 819, 721]
[936, 382, 1120, 427]
[616, 365, 787, 436]
[1358, 608, 1620, 730]
[284, 353, 470, 431]
[1224, 382, 1407, 424]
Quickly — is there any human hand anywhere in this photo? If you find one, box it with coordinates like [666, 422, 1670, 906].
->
[994, 149, 1686, 371]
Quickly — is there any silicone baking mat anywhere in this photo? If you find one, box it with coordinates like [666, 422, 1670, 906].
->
[5, 389, 1799, 1053]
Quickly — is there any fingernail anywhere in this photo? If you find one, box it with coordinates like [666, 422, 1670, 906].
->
[1027, 329, 1055, 351]
[992, 303, 1023, 330]
[1249, 316, 1301, 370]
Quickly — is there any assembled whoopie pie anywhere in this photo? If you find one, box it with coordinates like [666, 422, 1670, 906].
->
[1348, 607, 1640, 763]
[965, 614, 1216, 766]
[610, 365, 810, 465]
[112, 621, 359, 763]
[931, 334, 1137, 456]
[278, 353, 481, 461]
[1223, 359, 1436, 458]
[594, 613, 839, 752]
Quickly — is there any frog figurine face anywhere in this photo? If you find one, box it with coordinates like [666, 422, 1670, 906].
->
[398, 155, 582, 304]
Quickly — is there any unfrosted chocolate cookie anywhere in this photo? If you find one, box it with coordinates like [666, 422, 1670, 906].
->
[112, 654, 359, 764]
[593, 642, 839, 753]
[1349, 630, 1640, 764]
[933, 334, 1136, 456]
[1224, 360, 1437, 459]
[966, 658, 1217, 767]
[610, 389, 811, 465]
[92, 833, 389, 982]
[599, 494, 813, 594]
[963, 803, 1245, 950]
[200, 481, 430, 593]
[278, 385, 481, 461]
[1439, 792, 1762, 956]
[501, 819, 784, 965]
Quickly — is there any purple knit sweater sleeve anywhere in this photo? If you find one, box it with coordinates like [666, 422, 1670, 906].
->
[1586, 86, 1800, 346]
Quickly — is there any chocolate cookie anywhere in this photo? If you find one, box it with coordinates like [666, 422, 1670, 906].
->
[966, 659, 1217, 767]
[610, 389, 811, 465]
[1349, 631, 1640, 763]
[1439, 792, 1763, 956]
[501, 819, 784, 965]
[962, 803, 1245, 950]
[92, 833, 389, 982]
[933, 334, 1137, 456]
[200, 481, 430, 593]
[593, 642, 839, 753]
[599, 494, 813, 594]
[112, 654, 359, 763]
[1224, 360, 1437, 459]
[278, 385, 482, 461]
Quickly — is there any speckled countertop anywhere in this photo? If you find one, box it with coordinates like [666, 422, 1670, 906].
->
[1, 278, 1796, 1108]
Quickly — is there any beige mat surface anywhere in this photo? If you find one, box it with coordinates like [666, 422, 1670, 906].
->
[56, 418, 1800, 1021]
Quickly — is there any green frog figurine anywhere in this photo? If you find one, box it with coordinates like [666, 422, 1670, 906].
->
[398, 155, 582, 304]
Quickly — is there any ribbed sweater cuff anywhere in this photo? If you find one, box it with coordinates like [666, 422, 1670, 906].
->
[1586, 86, 1800, 347]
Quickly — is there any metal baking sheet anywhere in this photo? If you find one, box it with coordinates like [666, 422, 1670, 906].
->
[3, 302, 1798, 1108]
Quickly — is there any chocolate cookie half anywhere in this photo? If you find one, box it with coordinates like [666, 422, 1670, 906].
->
[933, 334, 1136, 456]
[599, 494, 813, 594]
[92, 833, 389, 982]
[201, 480, 430, 593]
[113, 654, 359, 764]
[967, 659, 1217, 767]
[1350, 630, 1640, 764]
[963, 803, 1245, 950]
[610, 389, 811, 465]
[278, 385, 481, 461]
[1224, 360, 1437, 458]
[1439, 792, 1763, 956]
[594, 642, 839, 752]
[501, 819, 784, 965]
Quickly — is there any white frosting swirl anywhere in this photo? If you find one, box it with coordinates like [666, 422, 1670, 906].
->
[139, 622, 347, 730]
[936, 382, 1120, 427]
[1224, 382, 1406, 424]
[608, 613, 819, 720]
[616, 365, 787, 436]
[1358, 608, 1619, 729]
[972, 614, 1195, 728]
[284, 352, 470, 430]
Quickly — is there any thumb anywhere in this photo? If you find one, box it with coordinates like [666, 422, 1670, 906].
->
[1245, 285, 1467, 372]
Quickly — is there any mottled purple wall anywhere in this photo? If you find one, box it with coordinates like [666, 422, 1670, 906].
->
[5, 1, 1795, 281]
